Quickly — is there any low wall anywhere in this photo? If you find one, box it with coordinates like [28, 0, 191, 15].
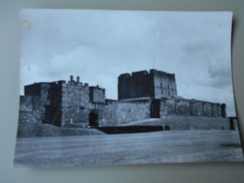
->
[122, 116, 230, 130]
[98, 126, 163, 134]
[17, 122, 105, 137]
[160, 99, 176, 116]
[160, 98, 225, 118]
[161, 116, 230, 130]
[176, 100, 190, 115]
[100, 100, 151, 126]
[191, 101, 203, 116]
[19, 111, 42, 123]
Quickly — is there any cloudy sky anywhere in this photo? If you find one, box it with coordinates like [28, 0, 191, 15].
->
[19, 9, 235, 116]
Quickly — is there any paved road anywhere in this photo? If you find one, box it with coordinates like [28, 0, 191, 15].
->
[14, 130, 243, 167]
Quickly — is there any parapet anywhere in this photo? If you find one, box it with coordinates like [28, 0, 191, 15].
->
[119, 70, 150, 80]
[58, 80, 66, 84]
[118, 73, 131, 79]
[132, 70, 149, 77]
[89, 85, 105, 92]
[150, 69, 174, 76]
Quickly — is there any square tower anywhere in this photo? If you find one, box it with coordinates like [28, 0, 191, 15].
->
[118, 69, 177, 100]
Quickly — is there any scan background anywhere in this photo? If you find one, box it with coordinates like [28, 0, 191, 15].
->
[1, 0, 244, 183]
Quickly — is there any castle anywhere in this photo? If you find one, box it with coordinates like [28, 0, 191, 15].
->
[19, 69, 229, 130]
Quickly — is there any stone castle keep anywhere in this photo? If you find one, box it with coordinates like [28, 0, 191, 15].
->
[19, 69, 228, 130]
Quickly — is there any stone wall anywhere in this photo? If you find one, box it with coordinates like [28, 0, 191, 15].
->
[43, 82, 62, 126]
[175, 100, 190, 115]
[212, 104, 218, 117]
[23, 82, 64, 126]
[160, 98, 225, 118]
[61, 81, 91, 126]
[19, 96, 42, 123]
[99, 99, 151, 126]
[16, 122, 105, 137]
[60, 80, 106, 126]
[20, 95, 40, 111]
[123, 116, 230, 130]
[89, 86, 105, 103]
[24, 83, 54, 123]
[160, 99, 176, 116]
[203, 102, 212, 116]
[160, 116, 230, 130]
[152, 69, 177, 98]
[190, 101, 203, 116]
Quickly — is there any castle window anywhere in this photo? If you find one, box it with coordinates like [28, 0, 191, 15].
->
[168, 91, 170, 96]
[167, 84, 170, 89]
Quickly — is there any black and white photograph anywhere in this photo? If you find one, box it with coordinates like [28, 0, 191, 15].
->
[14, 9, 243, 167]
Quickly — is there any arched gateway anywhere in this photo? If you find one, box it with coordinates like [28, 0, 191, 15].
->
[89, 111, 98, 127]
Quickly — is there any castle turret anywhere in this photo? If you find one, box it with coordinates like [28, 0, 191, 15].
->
[70, 75, 74, 82]
[77, 76, 80, 83]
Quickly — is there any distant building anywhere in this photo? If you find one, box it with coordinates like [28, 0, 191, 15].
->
[19, 69, 228, 130]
